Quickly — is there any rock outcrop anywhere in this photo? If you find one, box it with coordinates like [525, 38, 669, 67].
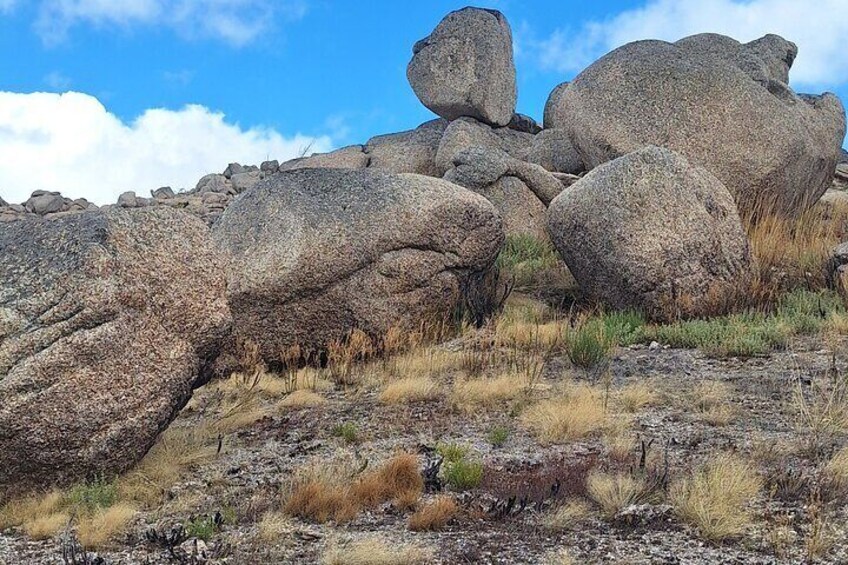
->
[407, 7, 517, 127]
[364, 119, 448, 176]
[0, 208, 231, 493]
[435, 117, 533, 176]
[547, 146, 753, 321]
[546, 33, 846, 217]
[213, 169, 503, 359]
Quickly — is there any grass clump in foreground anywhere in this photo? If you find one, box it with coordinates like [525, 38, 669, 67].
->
[436, 442, 483, 490]
[521, 385, 609, 444]
[408, 496, 459, 531]
[0, 478, 136, 549]
[670, 453, 762, 541]
[284, 453, 423, 524]
[323, 536, 432, 565]
[586, 471, 648, 518]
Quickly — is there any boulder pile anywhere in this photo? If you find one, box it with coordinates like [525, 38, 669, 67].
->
[0, 5, 846, 492]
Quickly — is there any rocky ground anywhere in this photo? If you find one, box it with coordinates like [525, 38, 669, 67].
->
[3, 293, 848, 564]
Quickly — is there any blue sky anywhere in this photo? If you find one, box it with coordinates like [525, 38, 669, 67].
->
[1, 0, 846, 204]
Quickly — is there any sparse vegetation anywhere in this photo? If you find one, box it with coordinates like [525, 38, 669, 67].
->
[670, 454, 762, 540]
[521, 385, 609, 443]
[380, 376, 440, 404]
[443, 458, 483, 491]
[487, 425, 510, 447]
[408, 496, 459, 531]
[586, 471, 648, 518]
[331, 422, 360, 445]
[284, 453, 423, 524]
[322, 537, 432, 565]
[542, 499, 590, 531]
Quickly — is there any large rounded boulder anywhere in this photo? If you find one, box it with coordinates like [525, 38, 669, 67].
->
[547, 146, 753, 321]
[0, 208, 231, 493]
[407, 7, 517, 127]
[547, 33, 846, 217]
[212, 169, 504, 358]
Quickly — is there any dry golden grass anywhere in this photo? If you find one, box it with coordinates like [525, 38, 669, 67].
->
[118, 426, 216, 507]
[380, 377, 440, 404]
[793, 373, 848, 450]
[521, 385, 609, 443]
[745, 202, 848, 303]
[603, 433, 636, 462]
[322, 537, 432, 565]
[587, 471, 647, 518]
[544, 548, 576, 565]
[285, 453, 423, 524]
[691, 380, 736, 426]
[452, 371, 528, 412]
[351, 453, 423, 509]
[616, 382, 659, 412]
[0, 490, 63, 531]
[804, 502, 837, 562]
[542, 499, 590, 531]
[257, 511, 292, 542]
[76, 503, 136, 549]
[380, 347, 463, 381]
[408, 496, 459, 531]
[23, 512, 69, 540]
[279, 389, 327, 408]
[670, 453, 762, 541]
[496, 319, 563, 352]
[823, 446, 848, 492]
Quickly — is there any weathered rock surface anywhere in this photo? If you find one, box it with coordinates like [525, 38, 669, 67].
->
[0, 208, 231, 493]
[213, 168, 504, 358]
[547, 33, 846, 217]
[435, 116, 533, 176]
[522, 128, 584, 175]
[507, 113, 542, 135]
[279, 145, 369, 172]
[364, 119, 448, 176]
[547, 146, 753, 321]
[407, 7, 517, 127]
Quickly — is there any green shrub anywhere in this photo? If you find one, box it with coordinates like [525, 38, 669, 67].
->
[66, 477, 118, 513]
[331, 422, 359, 444]
[444, 459, 483, 491]
[487, 426, 510, 448]
[436, 442, 469, 464]
[185, 515, 218, 541]
[599, 310, 646, 346]
[565, 320, 612, 370]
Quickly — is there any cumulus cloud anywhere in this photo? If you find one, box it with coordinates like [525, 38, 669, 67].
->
[536, 0, 848, 88]
[34, 0, 307, 46]
[0, 91, 332, 205]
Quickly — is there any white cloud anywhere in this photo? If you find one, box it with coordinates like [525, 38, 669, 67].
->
[34, 0, 307, 46]
[537, 0, 848, 88]
[0, 91, 332, 205]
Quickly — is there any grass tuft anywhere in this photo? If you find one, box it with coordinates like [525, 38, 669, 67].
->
[408, 496, 459, 531]
[670, 453, 762, 540]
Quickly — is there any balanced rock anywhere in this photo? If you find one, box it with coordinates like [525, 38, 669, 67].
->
[213, 169, 503, 358]
[407, 7, 517, 127]
[0, 208, 231, 493]
[547, 146, 753, 321]
[546, 33, 846, 217]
